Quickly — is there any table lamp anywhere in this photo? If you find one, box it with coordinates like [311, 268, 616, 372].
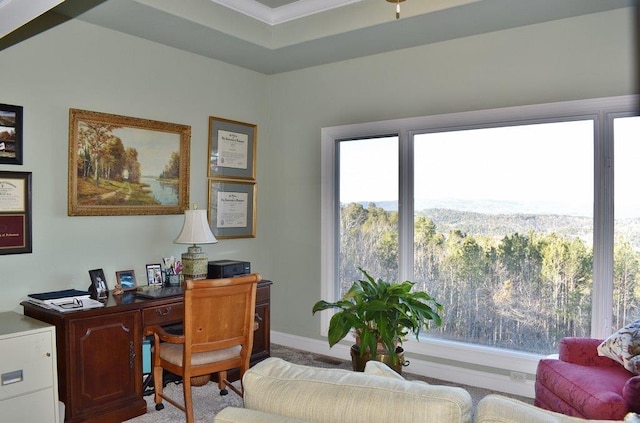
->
[174, 206, 217, 280]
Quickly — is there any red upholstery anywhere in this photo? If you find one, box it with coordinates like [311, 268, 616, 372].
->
[534, 337, 640, 420]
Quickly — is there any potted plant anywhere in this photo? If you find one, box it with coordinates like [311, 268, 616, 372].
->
[312, 268, 442, 373]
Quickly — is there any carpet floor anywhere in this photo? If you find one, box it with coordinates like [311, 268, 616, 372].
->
[125, 344, 533, 423]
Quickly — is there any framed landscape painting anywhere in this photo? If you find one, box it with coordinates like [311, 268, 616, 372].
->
[0, 103, 23, 165]
[68, 109, 191, 216]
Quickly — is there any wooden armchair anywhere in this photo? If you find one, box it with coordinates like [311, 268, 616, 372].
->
[145, 273, 261, 423]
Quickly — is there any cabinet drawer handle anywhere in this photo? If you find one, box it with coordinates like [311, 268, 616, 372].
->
[129, 341, 135, 368]
[1, 370, 23, 386]
[155, 307, 172, 317]
[254, 313, 262, 331]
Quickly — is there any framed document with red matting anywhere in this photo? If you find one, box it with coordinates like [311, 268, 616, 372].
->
[0, 171, 31, 255]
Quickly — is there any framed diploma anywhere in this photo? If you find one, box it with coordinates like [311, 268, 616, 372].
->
[208, 180, 256, 239]
[208, 116, 257, 180]
[0, 103, 23, 165]
[0, 171, 32, 255]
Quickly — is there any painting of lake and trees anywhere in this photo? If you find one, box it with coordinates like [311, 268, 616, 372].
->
[68, 109, 190, 216]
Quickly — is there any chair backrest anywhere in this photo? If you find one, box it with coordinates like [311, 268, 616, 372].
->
[183, 273, 261, 359]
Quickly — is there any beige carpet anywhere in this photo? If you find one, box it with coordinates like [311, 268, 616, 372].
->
[125, 344, 533, 423]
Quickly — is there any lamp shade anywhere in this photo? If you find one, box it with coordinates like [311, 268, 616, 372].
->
[174, 209, 218, 245]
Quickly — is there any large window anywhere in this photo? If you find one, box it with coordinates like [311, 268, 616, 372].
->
[322, 96, 640, 357]
[613, 115, 640, 330]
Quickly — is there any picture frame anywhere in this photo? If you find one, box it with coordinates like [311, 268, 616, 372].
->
[0, 103, 23, 165]
[115, 269, 137, 291]
[0, 171, 32, 255]
[68, 108, 191, 216]
[208, 116, 257, 180]
[145, 263, 163, 286]
[88, 268, 109, 299]
[208, 180, 256, 239]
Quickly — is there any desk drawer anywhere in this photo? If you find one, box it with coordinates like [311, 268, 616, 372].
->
[256, 284, 270, 304]
[143, 303, 184, 327]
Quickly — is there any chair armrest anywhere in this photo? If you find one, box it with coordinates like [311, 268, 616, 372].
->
[144, 325, 185, 344]
[558, 337, 619, 368]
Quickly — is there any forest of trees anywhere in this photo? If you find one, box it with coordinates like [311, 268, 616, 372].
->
[75, 121, 180, 205]
[339, 202, 640, 354]
[77, 121, 142, 185]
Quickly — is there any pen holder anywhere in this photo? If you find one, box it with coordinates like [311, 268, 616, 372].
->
[167, 275, 180, 286]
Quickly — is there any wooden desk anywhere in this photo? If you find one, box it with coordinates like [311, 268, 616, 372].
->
[22, 280, 271, 423]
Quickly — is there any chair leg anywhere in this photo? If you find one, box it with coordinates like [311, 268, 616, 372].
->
[183, 376, 194, 423]
[152, 365, 164, 411]
[218, 370, 228, 395]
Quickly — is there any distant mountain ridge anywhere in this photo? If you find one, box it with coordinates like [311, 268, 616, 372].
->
[349, 199, 640, 248]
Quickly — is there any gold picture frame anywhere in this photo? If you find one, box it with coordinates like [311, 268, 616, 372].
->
[68, 108, 191, 216]
[208, 179, 256, 239]
[208, 116, 257, 181]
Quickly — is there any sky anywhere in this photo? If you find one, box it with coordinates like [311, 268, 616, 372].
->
[111, 127, 180, 177]
[339, 118, 640, 218]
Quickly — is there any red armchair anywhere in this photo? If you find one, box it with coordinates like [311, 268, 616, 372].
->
[535, 337, 640, 420]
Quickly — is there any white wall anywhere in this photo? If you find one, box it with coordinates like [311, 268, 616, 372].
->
[0, 6, 636, 394]
[0, 19, 268, 312]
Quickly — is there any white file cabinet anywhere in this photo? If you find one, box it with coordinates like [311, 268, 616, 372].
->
[0, 311, 59, 423]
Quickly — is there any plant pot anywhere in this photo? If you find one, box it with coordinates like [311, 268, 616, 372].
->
[190, 374, 210, 386]
[350, 344, 407, 374]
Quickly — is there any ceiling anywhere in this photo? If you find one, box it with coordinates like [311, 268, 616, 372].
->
[2, 0, 638, 75]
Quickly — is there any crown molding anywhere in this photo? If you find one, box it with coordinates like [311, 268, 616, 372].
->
[210, 0, 363, 25]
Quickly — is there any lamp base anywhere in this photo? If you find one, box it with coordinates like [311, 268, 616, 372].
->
[181, 245, 208, 280]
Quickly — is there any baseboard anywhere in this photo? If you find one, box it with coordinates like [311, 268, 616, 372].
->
[271, 331, 535, 398]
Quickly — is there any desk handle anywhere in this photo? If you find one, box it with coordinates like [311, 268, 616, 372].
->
[155, 307, 172, 317]
[129, 341, 135, 368]
[254, 313, 262, 331]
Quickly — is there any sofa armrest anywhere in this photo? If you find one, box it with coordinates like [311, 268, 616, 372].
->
[214, 407, 311, 423]
[624, 376, 640, 412]
[477, 394, 621, 423]
[559, 337, 620, 368]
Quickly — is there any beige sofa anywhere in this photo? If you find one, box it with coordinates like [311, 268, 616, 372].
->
[214, 357, 473, 423]
[214, 357, 633, 423]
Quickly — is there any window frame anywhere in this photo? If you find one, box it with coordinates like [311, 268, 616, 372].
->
[321, 95, 639, 365]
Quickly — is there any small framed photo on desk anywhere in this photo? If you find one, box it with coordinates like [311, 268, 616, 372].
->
[88, 268, 108, 299]
[146, 263, 163, 286]
[115, 270, 137, 291]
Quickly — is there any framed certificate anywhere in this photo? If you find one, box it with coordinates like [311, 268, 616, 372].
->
[208, 116, 257, 180]
[0, 171, 32, 255]
[208, 180, 256, 239]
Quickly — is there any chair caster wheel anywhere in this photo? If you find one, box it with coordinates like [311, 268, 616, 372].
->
[155, 403, 164, 411]
[220, 389, 228, 396]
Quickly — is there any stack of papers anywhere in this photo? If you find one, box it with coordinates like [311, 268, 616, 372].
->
[27, 289, 105, 313]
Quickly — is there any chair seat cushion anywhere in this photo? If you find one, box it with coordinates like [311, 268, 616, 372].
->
[536, 358, 632, 419]
[159, 344, 241, 366]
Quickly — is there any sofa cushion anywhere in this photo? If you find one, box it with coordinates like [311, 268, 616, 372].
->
[242, 357, 472, 423]
[215, 407, 311, 423]
[363, 359, 405, 380]
[598, 319, 640, 375]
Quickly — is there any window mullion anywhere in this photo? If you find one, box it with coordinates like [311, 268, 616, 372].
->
[399, 129, 413, 282]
